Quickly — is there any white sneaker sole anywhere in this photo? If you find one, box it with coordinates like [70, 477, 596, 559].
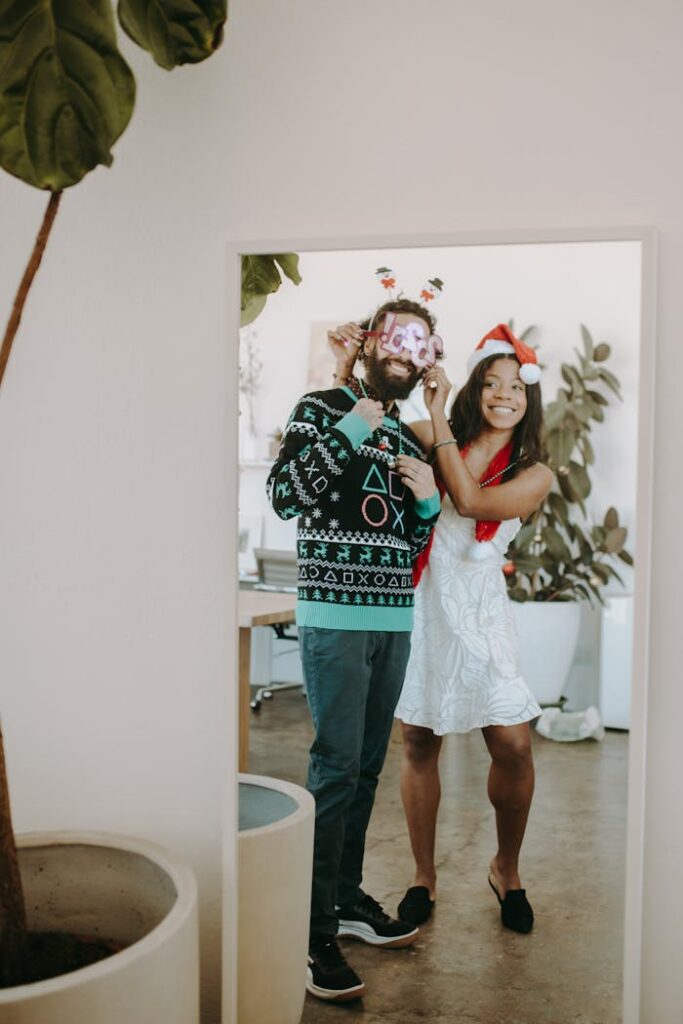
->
[306, 967, 366, 1002]
[336, 920, 419, 948]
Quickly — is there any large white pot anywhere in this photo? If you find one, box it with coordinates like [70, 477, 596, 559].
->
[512, 601, 582, 706]
[0, 832, 198, 1024]
[238, 773, 314, 1024]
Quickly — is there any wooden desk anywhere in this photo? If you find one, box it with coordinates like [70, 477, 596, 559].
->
[238, 590, 297, 771]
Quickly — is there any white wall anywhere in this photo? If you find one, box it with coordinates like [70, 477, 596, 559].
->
[1, 2, 681, 1023]
[0, 39, 231, 1024]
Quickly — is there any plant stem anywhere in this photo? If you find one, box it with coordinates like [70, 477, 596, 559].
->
[0, 191, 63, 392]
[0, 724, 28, 986]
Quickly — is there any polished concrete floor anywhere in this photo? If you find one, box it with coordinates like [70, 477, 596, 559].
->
[249, 691, 627, 1024]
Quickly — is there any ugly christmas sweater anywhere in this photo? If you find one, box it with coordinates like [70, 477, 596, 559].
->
[266, 384, 441, 631]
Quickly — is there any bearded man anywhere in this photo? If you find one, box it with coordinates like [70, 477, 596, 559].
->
[267, 299, 440, 1003]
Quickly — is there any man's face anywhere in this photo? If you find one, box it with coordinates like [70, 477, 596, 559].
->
[363, 313, 427, 400]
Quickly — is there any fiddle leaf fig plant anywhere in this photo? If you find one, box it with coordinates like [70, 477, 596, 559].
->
[505, 325, 633, 603]
[0, 0, 227, 988]
[0, 2, 136, 191]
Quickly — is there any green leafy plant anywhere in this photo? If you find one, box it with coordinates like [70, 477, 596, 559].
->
[505, 326, 633, 603]
[241, 254, 302, 326]
[0, 0, 227, 988]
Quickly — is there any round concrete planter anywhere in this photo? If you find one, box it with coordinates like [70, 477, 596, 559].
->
[512, 600, 582, 705]
[238, 773, 314, 1024]
[0, 831, 199, 1024]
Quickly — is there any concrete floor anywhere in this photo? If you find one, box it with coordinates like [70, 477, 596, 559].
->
[249, 690, 627, 1024]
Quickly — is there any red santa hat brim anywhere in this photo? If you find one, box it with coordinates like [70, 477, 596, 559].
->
[466, 326, 541, 385]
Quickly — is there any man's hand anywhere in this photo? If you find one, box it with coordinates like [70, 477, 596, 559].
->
[352, 398, 384, 431]
[394, 455, 438, 501]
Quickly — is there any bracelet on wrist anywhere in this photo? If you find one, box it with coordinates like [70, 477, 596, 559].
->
[433, 438, 458, 451]
[332, 372, 350, 383]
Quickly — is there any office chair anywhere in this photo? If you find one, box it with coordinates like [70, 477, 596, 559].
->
[250, 548, 305, 711]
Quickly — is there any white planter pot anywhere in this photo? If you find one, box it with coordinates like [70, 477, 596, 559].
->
[0, 832, 199, 1024]
[238, 773, 314, 1024]
[511, 601, 582, 705]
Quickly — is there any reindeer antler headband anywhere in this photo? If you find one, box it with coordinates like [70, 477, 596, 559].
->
[365, 267, 445, 368]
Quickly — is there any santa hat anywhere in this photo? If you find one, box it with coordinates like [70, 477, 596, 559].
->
[466, 324, 541, 385]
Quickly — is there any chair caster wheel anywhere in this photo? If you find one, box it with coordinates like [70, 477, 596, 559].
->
[263, 691, 274, 700]
[250, 700, 261, 712]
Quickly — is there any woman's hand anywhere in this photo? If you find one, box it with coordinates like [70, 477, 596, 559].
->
[422, 365, 453, 414]
[394, 455, 438, 501]
[328, 322, 364, 379]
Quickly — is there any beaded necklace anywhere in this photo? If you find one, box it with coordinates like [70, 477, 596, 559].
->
[357, 377, 404, 465]
[479, 459, 519, 488]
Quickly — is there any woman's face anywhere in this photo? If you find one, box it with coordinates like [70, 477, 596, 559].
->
[479, 357, 528, 430]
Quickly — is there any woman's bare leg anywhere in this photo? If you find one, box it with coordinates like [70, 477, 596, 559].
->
[482, 722, 535, 895]
[400, 722, 443, 897]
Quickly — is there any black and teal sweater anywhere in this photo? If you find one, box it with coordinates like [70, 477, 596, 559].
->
[266, 384, 441, 632]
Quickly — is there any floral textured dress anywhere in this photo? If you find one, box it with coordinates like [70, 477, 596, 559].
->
[394, 494, 542, 735]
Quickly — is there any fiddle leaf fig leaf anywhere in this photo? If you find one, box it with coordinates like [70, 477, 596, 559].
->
[117, 0, 227, 70]
[240, 253, 301, 326]
[240, 291, 267, 328]
[273, 253, 302, 286]
[241, 255, 281, 302]
[0, 0, 136, 190]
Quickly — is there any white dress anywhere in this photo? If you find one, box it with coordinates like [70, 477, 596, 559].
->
[395, 495, 542, 735]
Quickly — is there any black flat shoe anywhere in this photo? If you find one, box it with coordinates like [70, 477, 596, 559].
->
[397, 886, 435, 926]
[488, 876, 534, 934]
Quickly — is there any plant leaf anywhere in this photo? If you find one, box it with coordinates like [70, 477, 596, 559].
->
[240, 253, 301, 326]
[240, 291, 267, 328]
[0, 0, 136, 190]
[604, 506, 619, 529]
[541, 526, 572, 563]
[580, 324, 594, 360]
[593, 342, 611, 362]
[618, 549, 635, 566]
[117, 0, 227, 70]
[603, 526, 628, 553]
[241, 254, 282, 305]
[545, 428, 576, 469]
[273, 253, 302, 285]
[597, 367, 622, 398]
[567, 460, 591, 500]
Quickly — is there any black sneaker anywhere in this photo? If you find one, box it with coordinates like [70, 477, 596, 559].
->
[337, 893, 419, 948]
[307, 935, 366, 1002]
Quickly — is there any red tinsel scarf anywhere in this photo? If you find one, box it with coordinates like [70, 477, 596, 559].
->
[413, 441, 514, 586]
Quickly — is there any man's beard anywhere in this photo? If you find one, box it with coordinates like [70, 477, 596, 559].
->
[364, 351, 421, 401]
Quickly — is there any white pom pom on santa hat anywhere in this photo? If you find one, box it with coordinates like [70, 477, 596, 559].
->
[467, 324, 541, 383]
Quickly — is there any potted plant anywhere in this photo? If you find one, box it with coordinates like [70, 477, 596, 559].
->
[0, 0, 228, 1010]
[504, 326, 633, 705]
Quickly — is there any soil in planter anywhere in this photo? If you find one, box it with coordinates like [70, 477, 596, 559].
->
[0, 932, 127, 988]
